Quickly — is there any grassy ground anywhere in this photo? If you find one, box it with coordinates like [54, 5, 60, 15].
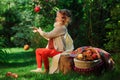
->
[0, 48, 120, 80]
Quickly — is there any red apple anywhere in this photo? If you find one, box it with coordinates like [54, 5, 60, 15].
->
[6, 72, 12, 76]
[92, 53, 98, 60]
[12, 73, 18, 78]
[34, 6, 40, 12]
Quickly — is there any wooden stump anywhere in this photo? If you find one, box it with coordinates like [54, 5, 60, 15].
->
[59, 55, 74, 74]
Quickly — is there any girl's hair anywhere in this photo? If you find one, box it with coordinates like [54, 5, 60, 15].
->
[58, 9, 72, 26]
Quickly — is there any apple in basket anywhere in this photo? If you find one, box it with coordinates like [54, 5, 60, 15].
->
[92, 53, 98, 60]
[77, 54, 83, 60]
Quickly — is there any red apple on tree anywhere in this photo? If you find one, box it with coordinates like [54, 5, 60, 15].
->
[34, 6, 40, 13]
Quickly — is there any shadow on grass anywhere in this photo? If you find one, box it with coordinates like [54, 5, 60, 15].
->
[0, 51, 36, 68]
[0, 60, 36, 68]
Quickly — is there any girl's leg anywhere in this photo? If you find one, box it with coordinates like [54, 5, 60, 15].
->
[30, 48, 44, 72]
[35, 48, 43, 68]
[40, 48, 61, 71]
[31, 48, 60, 73]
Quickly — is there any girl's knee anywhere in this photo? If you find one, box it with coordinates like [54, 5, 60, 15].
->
[35, 48, 46, 55]
[36, 48, 42, 54]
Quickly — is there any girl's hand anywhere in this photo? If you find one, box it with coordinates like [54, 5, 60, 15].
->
[37, 27, 42, 33]
[33, 29, 38, 33]
[30, 27, 38, 33]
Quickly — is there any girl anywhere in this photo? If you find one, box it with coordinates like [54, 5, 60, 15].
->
[30, 9, 74, 73]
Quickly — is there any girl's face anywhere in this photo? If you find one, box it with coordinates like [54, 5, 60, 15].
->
[55, 12, 63, 22]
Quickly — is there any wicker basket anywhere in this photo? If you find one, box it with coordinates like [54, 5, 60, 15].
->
[74, 58, 102, 69]
[73, 58, 104, 74]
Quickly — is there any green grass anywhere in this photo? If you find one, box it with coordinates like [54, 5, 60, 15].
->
[0, 48, 120, 80]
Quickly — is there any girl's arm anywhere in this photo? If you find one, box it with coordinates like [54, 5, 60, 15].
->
[37, 27, 66, 39]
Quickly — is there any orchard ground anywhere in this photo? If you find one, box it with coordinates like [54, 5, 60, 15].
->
[0, 48, 120, 80]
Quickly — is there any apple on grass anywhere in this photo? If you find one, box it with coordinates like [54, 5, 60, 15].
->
[6, 72, 18, 78]
[11, 73, 18, 78]
[6, 72, 12, 77]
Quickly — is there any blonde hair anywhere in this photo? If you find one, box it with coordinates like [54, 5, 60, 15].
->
[58, 9, 72, 26]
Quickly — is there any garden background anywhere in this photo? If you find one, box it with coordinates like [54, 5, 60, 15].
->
[0, 0, 120, 80]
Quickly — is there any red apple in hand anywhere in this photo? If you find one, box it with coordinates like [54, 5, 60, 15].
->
[34, 6, 40, 13]
[92, 53, 98, 60]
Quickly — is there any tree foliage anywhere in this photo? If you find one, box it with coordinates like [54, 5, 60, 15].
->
[104, 3, 120, 52]
[0, 0, 120, 53]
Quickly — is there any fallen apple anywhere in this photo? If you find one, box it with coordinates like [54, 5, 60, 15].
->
[6, 72, 12, 77]
[11, 73, 18, 78]
[24, 44, 29, 50]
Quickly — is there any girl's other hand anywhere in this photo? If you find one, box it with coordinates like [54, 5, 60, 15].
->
[37, 27, 42, 33]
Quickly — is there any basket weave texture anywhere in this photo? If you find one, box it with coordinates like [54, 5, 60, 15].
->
[74, 58, 102, 69]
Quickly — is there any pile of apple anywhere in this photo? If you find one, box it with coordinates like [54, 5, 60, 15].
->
[6, 72, 18, 78]
[76, 51, 99, 61]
